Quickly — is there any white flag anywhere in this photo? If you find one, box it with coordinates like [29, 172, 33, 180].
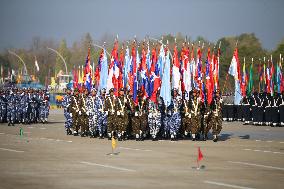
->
[35, 60, 39, 71]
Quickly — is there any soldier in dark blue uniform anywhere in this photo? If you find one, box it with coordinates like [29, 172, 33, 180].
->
[7, 89, 16, 126]
[0, 89, 7, 123]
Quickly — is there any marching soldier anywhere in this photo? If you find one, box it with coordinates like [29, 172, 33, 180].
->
[168, 89, 182, 140]
[62, 88, 73, 135]
[129, 90, 148, 141]
[0, 89, 7, 123]
[96, 88, 107, 138]
[70, 88, 80, 136]
[86, 88, 97, 138]
[104, 88, 116, 139]
[209, 90, 223, 142]
[7, 89, 16, 126]
[190, 89, 202, 141]
[115, 88, 128, 141]
[181, 91, 192, 138]
[148, 90, 163, 140]
[79, 87, 89, 137]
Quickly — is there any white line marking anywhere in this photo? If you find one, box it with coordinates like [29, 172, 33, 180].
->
[280, 142, 284, 144]
[0, 133, 5, 135]
[67, 141, 72, 143]
[266, 141, 273, 143]
[228, 161, 284, 171]
[0, 148, 24, 153]
[204, 180, 255, 189]
[119, 147, 152, 152]
[24, 132, 31, 134]
[242, 149, 284, 155]
[40, 128, 46, 130]
[80, 161, 136, 172]
[255, 140, 261, 142]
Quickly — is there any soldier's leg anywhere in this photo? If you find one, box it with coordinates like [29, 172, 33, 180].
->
[132, 117, 140, 140]
[212, 116, 222, 142]
[107, 115, 114, 139]
[140, 115, 148, 140]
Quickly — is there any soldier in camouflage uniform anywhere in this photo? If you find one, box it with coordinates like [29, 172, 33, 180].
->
[115, 88, 128, 141]
[70, 88, 80, 136]
[209, 90, 223, 142]
[129, 90, 148, 141]
[168, 89, 182, 140]
[96, 88, 107, 139]
[203, 100, 212, 141]
[79, 87, 89, 137]
[21, 89, 29, 124]
[104, 88, 116, 139]
[148, 90, 163, 140]
[0, 89, 7, 123]
[86, 88, 98, 138]
[62, 88, 73, 135]
[181, 91, 192, 138]
[7, 89, 16, 126]
[190, 89, 202, 141]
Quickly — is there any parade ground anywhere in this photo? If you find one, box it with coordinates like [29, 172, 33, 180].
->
[0, 110, 283, 189]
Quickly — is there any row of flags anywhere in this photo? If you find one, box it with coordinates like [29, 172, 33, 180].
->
[229, 49, 284, 104]
[72, 40, 221, 105]
[71, 41, 283, 106]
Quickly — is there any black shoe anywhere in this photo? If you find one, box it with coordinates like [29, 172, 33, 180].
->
[213, 137, 218, 142]
[73, 132, 78, 136]
[192, 138, 196, 141]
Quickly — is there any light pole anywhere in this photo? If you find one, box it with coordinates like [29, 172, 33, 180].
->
[8, 50, 28, 75]
[92, 43, 111, 58]
[47, 47, 68, 75]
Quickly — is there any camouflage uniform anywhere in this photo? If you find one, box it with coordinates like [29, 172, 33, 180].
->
[115, 95, 128, 140]
[7, 91, 16, 126]
[79, 93, 89, 137]
[209, 96, 223, 142]
[181, 99, 192, 137]
[148, 98, 163, 140]
[62, 93, 73, 135]
[86, 94, 97, 137]
[190, 96, 202, 140]
[70, 93, 80, 135]
[130, 97, 148, 140]
[0, 91, 7, 123]
[104, 94, 116, 139]
[168, 95, 182, 140]
[96, 94, 107, 138]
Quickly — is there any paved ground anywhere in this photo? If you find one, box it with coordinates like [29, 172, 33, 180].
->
[0, 110, 284, 189]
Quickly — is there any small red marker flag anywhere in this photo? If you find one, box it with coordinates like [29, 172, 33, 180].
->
[198, 147, 203, 162]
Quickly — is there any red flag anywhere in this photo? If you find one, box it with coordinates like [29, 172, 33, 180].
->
[197, 147, 203, 162]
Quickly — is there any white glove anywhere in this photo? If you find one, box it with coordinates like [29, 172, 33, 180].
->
[70, 113, 72, 118]
[105, 111, 108, 115]
[79, 111, 82, 115]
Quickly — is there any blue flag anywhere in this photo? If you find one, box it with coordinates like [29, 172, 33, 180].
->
[99, 49, 108, 90]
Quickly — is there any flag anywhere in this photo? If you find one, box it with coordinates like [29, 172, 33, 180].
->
[241, 59, 247, 96]
[172, 44, 181, 93]
[99, 49, 108, 90]
[139, 44, 148, 98]
[123, 47, 131, 89]
[228, 48, 242, 105]
[149, 47, 161, 103]
[248, 60, 254, 95]
[111, 136, 116, 150]
[35, 59, 39, 72]
[84, 47, 92, 92]
[160, 48, 171, 106]
[205, 48, 213, 105]
[197, 147, 203, 162]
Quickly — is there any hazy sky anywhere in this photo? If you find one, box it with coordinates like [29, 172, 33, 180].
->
[0, 0, 284, 50]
